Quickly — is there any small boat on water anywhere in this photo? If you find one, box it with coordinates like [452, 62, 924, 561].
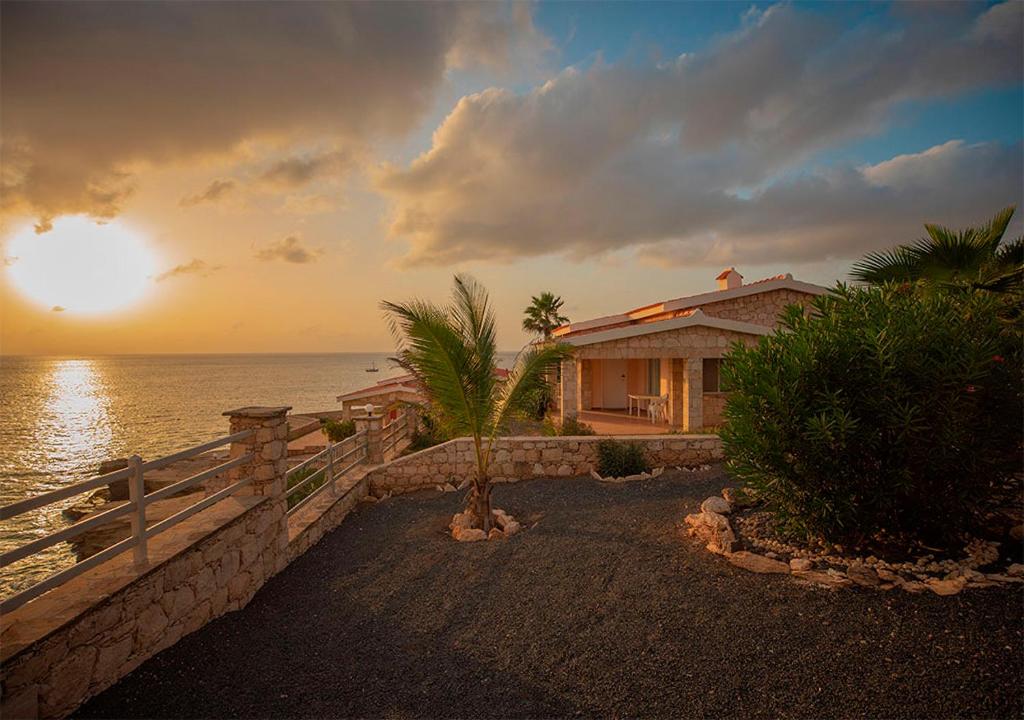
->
[365, 361, 379, 373]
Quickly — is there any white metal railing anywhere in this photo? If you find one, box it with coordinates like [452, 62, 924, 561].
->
[0, 429, 256, 614]
[380, 413, 410, 455]
[285, 430, 368, 516]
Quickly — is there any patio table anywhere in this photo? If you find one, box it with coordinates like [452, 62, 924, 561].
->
[627, 394, 661, 417]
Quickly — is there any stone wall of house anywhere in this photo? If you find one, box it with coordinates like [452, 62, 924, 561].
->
[366, 434, 723, 496]
[702, 393, 728, 427]
[700, 288, 816, 327]
[575, 325, 760, 361]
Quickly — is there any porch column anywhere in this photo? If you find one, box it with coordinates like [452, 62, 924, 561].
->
[580, 360, 593, 411]
[559, 357, 579, 421]
[682, 357, 704, 432]
[667, 358, 685, 427]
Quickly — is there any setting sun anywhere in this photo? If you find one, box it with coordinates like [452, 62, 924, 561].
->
[5, 216, 157, 315]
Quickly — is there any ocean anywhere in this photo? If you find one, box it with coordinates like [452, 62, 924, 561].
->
[0, 352, 517, 599]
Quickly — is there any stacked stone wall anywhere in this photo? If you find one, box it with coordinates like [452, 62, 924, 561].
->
[367, 435, 722, 496]
[700, 288, 815, 327]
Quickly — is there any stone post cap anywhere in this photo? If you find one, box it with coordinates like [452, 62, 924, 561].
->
[222, 406, 292, 418]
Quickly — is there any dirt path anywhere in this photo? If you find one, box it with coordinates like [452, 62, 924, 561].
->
[77, 468, 1023, 719]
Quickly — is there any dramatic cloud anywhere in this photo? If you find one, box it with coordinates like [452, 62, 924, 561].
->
[0, 1, 549, 227]
[259, 151, 355, 189]
[155, 259, 224, 282]
[379, 2, 1023, 266]
[254, 236, 322, 264]
[180, 179, 237, 207]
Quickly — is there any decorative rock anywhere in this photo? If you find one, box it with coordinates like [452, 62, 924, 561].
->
[487, 528, 504, 541]
[700, 496, 731, 515]
[789, 558, 813, 572]
[1010, 525, 1023, 543]
[792, 570, 853, 589]
[1007, 563, 1024, 578]
[846, 562, 880, 587]
[453, 527, 487, 542]
[504, 520, 522, 536]
[900, 580, 928, 593]
[589, 469, 603, 481]
[449, 512, 474, 531]
[651, 467, 664, 478]
[927, 577, 966, 596]
[442, 483, 457, 493]
[727, 551, 790, 574]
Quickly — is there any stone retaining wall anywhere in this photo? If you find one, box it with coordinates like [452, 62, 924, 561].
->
[0, 495, 285, 720]
[367, 434, 722, 496]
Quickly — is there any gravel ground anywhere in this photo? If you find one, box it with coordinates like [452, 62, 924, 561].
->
[77, 467, 1023, 719]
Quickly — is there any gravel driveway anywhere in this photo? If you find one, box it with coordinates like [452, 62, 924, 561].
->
[77, 467, 1023, 719]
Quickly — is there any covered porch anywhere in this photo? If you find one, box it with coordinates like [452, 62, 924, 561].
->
[555, 313, 765, 434]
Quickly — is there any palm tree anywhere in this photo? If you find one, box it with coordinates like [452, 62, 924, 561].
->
[522, 291, 569, 339]
[850, 206, 1022, 291]
[382, 275, 572, 531]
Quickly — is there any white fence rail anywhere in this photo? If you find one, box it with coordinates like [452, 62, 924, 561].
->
[380, 413, 409, 455]
[0, 429, 255, 614]
[285, 430, 367, 516]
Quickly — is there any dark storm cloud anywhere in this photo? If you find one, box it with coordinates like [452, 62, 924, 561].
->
[0, 1, 549, 228]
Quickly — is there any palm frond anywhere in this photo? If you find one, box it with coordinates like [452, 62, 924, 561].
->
[489, 342, 573, 442]
[850, 247, 920, 284]
[381, 297, 482, 439]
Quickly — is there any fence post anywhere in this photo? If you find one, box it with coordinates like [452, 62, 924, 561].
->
[128, 454, 147, 566]
[326, 442, 337, 497]
[353, 406, 384, 465]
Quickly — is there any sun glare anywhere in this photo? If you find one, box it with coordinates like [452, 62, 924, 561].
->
[5, 216, 157, 315]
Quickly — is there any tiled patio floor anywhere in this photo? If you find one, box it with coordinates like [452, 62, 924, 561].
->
[578, 409, 673, 435]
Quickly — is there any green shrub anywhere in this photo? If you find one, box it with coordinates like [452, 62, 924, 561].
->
[721, 283, 1022, 548]
[403, 409, 447, 454]
[321, 418, 356, 443]
[596, 439, 650, 478]
[542, 416, 596, 436]
[286, 465, 326, 509]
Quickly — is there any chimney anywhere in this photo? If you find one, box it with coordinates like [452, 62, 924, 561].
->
[716, 267, 743, 290]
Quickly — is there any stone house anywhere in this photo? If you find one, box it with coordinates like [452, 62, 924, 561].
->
[553, 268, 828, 431]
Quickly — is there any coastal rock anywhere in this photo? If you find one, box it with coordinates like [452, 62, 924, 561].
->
[700, 496, 731, 515]
[727, 551, 790, 574]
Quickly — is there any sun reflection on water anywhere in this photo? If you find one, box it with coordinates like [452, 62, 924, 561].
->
[0, 358, 116, 596]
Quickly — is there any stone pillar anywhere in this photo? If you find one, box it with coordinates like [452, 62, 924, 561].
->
[682, 358, 704, 432]
[222, 406, 292, 497]
[667, 358, 685, 428]
[559, 358, 579, 422]
[580, 360, 593, 411]
[353, 407, 385, 465]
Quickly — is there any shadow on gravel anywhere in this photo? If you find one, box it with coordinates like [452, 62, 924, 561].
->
[77, 468, 1024, 719]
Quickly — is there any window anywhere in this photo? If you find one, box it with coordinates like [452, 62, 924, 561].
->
[703, 358, 724, 393]
[647, 359, 661, 395]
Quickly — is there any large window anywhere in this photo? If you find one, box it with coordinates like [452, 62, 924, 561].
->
[703, 358, 725, 393]
[647, 359, 661, 395]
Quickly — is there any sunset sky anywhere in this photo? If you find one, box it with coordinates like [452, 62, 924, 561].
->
[2, 1, 1021, 355]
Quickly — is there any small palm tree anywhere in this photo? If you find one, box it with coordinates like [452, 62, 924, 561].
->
[851, 206, 1022, 291]
[522, 291, 569, 339]
[383, 275, 572, 530]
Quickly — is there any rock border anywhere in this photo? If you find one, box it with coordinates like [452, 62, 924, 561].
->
[684, 489, 1024, 595]
[450, 508, 521, 542]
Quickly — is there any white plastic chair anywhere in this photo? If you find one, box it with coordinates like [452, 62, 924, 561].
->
[647, 393, 668, 424]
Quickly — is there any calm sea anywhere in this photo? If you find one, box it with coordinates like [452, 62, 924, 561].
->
[0, 353, 515, 599]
